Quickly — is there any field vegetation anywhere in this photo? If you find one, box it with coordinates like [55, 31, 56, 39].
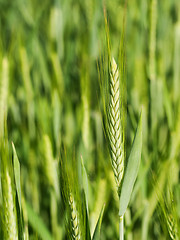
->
[0, 0, 180, 239]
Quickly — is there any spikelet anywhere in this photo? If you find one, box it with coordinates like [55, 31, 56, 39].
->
[108, 57, 124, 190]
[69, 193, 81, 240]
[166, 214, 178, 240]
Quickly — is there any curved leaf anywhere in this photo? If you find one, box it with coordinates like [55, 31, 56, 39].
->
[119, 113, 142, 216]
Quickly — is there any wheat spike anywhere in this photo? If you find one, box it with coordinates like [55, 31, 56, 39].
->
[69, 194, 81, 240]
[166, 214, 178, 240]
[108, 57, 124, 189]
[2, 167, 19, 240]
[1, 140, 18, 240]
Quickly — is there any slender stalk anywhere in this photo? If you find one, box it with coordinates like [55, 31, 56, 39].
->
[149, 0, 157, 82]
[119, 215, 124, 240]
[149, 0, 157, 136]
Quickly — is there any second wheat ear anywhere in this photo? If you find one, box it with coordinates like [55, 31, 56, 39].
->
[69, 193, 81, 240]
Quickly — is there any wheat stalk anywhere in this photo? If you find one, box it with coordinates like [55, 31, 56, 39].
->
[149, 0, 157, 82]
[0, 57, 9, 139]
[69, 193, 81, 240]
[107, 57, 124, 190]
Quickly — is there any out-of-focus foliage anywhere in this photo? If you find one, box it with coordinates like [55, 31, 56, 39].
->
[0, 0, 180, 239]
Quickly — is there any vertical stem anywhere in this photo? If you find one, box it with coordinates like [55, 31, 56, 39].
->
[149, 0, 157, 82]
[119, 215, 124, 240]
[149, 0, 157, 136]
[149, 0, 158, 164]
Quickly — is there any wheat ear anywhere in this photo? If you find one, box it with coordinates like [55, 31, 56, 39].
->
[1, 167, 19, 240]
[1, 139, 18, 240]
[166, 214, 178, 240]
[108, 57, 124, 190]
[69, 194, 81, 240]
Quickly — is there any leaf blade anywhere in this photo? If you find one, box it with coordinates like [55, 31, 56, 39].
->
[12, 142, 22, 213]
[92, 204, 105, 240]
[119, 112, 142, 216]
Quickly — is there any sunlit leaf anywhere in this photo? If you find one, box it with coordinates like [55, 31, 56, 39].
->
[119, 113, 142, 216]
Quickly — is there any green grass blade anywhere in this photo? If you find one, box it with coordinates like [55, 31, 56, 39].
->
[12, 142, 21, 213]
[119, 113, 142, 217]
[81, 190, 91, 240]
[81, 156, 89, 214]
[92, 204, 105, 240]
[12, 142, 25, 240]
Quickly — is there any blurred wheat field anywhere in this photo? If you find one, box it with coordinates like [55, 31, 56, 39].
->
[0, 0, 180, 239]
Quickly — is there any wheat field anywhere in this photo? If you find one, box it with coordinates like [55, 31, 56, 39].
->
[0, 0, 180, 239]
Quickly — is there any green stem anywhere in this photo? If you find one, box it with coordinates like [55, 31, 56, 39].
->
[119, 215, 124, 240]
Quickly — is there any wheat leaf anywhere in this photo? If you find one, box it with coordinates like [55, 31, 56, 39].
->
[12, 142, 21, 213]
[119, 112, 142, 216]
[81, 155, 89, 214]
[92, 204, 105, 240]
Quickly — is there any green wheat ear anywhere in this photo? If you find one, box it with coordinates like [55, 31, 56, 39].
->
[0, 57, 18, 240]
[69, 193, 81, 240]
[108, 57, 124, 191]
[60, 153, 84, 240]
[0, 138, 19, 240]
